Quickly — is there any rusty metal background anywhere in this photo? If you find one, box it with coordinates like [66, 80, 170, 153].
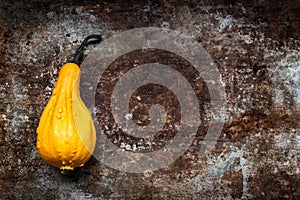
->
[0, 0, 299, 199]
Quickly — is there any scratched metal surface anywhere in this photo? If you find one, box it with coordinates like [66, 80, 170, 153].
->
[0, 0, 299, 199]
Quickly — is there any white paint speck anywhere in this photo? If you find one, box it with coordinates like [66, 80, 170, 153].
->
[125, 113, 133, 120]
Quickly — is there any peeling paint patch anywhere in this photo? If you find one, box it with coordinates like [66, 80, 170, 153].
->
[272, 131, 300, 174]
[188, 146, 252, 198]
[267, 48, 300, 108]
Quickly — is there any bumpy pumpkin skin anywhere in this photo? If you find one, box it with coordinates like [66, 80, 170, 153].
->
[36, 63, 96, 172]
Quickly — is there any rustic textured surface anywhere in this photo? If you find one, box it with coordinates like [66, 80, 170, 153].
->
[0, 0, 299, 199]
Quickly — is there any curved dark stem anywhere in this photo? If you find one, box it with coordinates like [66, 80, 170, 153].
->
[72, 35, 102, 65]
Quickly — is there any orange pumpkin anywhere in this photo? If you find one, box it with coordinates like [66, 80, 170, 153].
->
[36, 35, 101, 174]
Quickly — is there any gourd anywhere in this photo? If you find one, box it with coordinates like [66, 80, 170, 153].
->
[36, 35, 101, 174]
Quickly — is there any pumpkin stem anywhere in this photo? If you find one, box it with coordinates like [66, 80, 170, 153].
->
[72, 34, 102, 65]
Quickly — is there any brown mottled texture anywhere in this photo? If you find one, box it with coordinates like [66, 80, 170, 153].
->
[0, 0, 299, 199]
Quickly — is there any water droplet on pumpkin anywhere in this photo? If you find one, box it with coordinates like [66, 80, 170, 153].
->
[69, 160, 73, 164]
[56, 113, 62, 119]
[62, 161, 66, 165]
[52, 88, 57, 95]
[36, 141, 40, 149]
[58, 108, 63, 113]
